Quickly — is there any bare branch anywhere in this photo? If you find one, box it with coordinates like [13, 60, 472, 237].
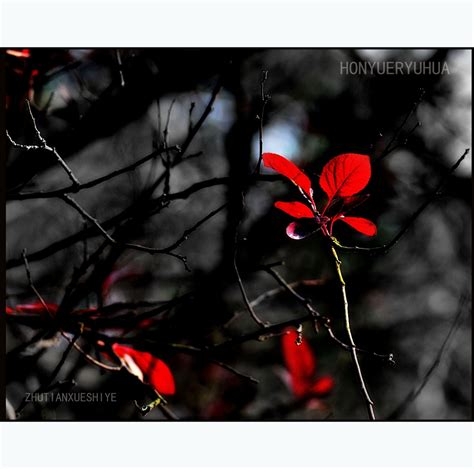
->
[7, 101, 81, 186]
[9, 146, 179, 201]
[330, 245, 376, 420]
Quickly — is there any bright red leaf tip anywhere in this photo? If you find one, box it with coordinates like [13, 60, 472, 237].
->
[319, 153, 371, 200]
[339, 216, 377, 236]
[281, 328, 334, 399]
[274, 201, 314, 219]
[262, 153, 314, 202]
[112, 344, 175, 395]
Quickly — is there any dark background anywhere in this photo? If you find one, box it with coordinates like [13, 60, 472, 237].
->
[5, 48, 472, 420]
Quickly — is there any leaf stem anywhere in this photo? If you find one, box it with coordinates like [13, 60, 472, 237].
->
[330, 245, 376, 420]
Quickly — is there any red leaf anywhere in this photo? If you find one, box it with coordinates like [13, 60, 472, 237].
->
[339, 216, 377, 236]
[310, 376, 335, 396]
[262, 153, 314, 201]
[319, 153, 371, 200]
[286, 221, 319, 240]
[112, 344, 175, 395]
[9, 302, 58, 316]
[274, 201, 314, 219]
[281, 329, 316, 396]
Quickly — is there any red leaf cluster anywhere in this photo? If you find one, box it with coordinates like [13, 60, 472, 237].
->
[263, 152, 377, 239]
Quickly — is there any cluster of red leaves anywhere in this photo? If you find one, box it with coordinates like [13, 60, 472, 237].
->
[281, 328, 334, 399]
[263, 152, 377, 239]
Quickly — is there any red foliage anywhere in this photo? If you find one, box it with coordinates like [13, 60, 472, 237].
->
[337, 216, 377, 236]
[263, 152, 377, 239]
[6, 302, 58, 317]
[319, 153, 371, 200]
[262, 152, 315, 206]
[281, 328, 334, 399]
[5, 302, 98, 319]
[112, 344, 175, 396]
[274, 201, 314, 219]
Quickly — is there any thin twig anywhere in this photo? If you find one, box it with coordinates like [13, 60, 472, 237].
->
[330, 245, 376, 420]
[376, 89, 425, 161]
[15, 334, 79, 416]
[9, 146, 178, 201]
[165, 343, 259, 384]
[6, 175, 279, 270]
[7, 101, 80, 186]
[387, 295, 468, 420]
[262, 267, 394, 363]
[60, 194, 117, 244]
[232, 70, 272, 328]
[21, 250, 121, 372]
[121, 203, 227, 271]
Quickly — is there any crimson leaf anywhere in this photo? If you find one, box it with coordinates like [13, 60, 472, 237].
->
[262, 152, 313, 201]
[281, 328, 316, 396]
[112, 344, 175, 395]
[274, 201, 314, 219]
[319, 153, 371, 200]
[339, 216, 377, 236]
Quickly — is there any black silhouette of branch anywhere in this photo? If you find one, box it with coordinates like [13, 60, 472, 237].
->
[6, 175, 279, 269]
[376, 88, 425, 161]
[255, 70, 269, 173]
[7, 101, 80, 186]
[9, 145, 179, 201]
[21, 249, 121, 372]
[230, 71, 272, 328]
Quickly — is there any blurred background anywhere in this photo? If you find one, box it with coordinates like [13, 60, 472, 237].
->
[5, 48, 472, 420]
